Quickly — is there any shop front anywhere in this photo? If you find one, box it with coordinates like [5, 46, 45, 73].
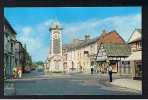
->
[96, 61, 108, 73]
[109, 60, 118, 73]
[124, 51, 142, 80]
[133, 60, 142, 79]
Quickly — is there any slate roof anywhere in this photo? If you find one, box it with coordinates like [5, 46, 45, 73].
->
[4, 17, 17, 35]
[63, 36, 100, 51]
[102, 43, 131, 57]
[77, 37, 99, 48]
[62, 30, 124, 52]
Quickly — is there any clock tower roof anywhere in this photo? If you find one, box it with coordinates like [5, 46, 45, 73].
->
[50, 21, 62, 31]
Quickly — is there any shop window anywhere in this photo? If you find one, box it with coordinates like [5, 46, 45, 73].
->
[135, 62, 142, 77]
[121, 61, 130, 74]
[110, 61, 117, 73]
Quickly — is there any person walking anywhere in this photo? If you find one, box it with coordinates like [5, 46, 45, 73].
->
[97, 66, 100, 74]
[108, 64, 113, 82]
[18, 68, 22, 79]
[94, 64, 97, 74]
[91, 64, 94, 74]
[80, 65, 82, 72]
[13, 67, 17, 79]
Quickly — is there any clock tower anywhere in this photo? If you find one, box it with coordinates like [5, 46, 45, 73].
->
[50, 22, 63, 56]
[47, 21, 64, 72]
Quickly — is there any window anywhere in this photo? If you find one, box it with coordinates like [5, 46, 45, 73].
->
[139, 41, 142, 49]
[136, 42, 139, 50]
[84, 51, 89, 57]
[65, 54, 67, 60]
[122, 61, 131, 74]
[11, 43, 13, 51]
[122, 61, 124, 64]
[140, 41, 142, 46]
[135, 41, 142, 50]
[84, 51, 89, 54]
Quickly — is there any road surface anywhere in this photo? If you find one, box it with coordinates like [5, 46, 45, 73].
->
[4, 69, 142, 95]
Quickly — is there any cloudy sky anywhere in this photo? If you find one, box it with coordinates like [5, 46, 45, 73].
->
[4, 7, 141, 62]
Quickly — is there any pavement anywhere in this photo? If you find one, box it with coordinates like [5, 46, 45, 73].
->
[97, 73, 142, 91]
[4, 70, 142, 95]
[110, 78, 142, 91]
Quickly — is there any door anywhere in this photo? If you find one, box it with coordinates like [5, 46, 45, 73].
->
[110, 60, 118, 73]
[55, 60, 59, 71]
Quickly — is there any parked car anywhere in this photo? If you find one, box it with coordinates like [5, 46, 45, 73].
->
[24, 66, 31, 73]
[31, 67, 36, 70]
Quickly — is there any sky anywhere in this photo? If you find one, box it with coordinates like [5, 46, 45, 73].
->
[4, 7, 141, 62]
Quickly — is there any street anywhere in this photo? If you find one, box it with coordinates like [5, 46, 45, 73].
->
[4, 69, 141, 95]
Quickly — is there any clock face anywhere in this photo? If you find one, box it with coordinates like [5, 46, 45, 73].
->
[53, 31, 59, 39]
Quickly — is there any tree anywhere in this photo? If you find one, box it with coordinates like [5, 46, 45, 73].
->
[35, 61, 44, 66]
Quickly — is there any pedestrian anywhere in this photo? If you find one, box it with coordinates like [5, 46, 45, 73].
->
[91, 64, 94, 74]
[107, 64, 113, 82]
[18, 68, 22, 78]
[80, 65, 82, 72]
[97, 67, 100, 74]
[13, 67, 17, 79]
[94, 64, 97, 74]
[13, 70, 16, 79]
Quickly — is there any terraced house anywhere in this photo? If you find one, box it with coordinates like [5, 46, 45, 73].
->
[15, 42, 32, 73]
[4, 18, 17, 79]
[4, 18, 33, 79]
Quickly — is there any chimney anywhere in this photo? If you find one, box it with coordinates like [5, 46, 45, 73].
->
[85, 33, 90, 41]
[101, 30, 108, 37]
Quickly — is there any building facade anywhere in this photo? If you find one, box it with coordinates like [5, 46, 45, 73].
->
[4, 18, 33, 79]
[15, 42, 32, 73]
[125, 29, 142, 79]
[24, 48, 32, 73]
[62, 35, 98, 73]
[4, 18, 16, 79]
[96, 43, 131, 74]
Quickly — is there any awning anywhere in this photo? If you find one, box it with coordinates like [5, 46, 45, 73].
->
[123, 51, 142, 61]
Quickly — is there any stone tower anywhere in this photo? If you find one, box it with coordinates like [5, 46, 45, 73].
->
[47, 21, 64, 72]
[50, 22, 63, 56]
